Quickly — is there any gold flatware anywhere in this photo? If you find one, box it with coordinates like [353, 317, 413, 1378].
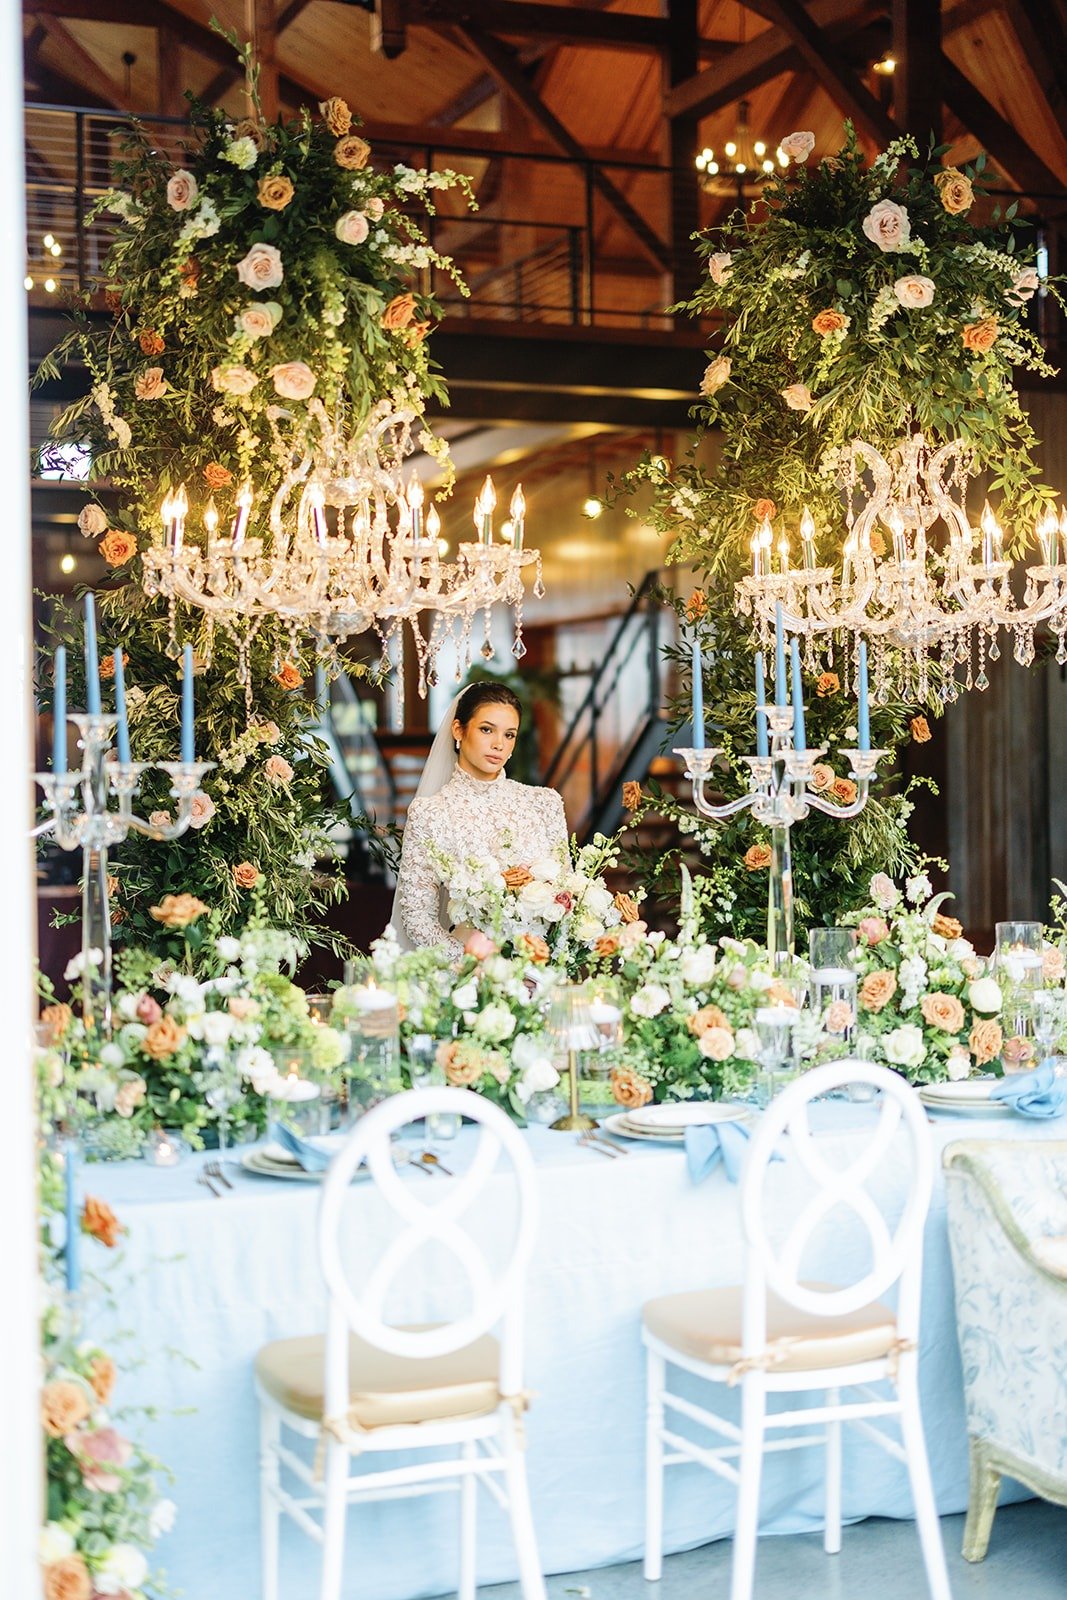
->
[578, 1131, 620, 1159]
[204, 1159, 233, 1190]
[419, 1151, 455, 1177]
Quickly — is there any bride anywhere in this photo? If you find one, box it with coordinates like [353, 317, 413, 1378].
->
[393, 682, 568, 957]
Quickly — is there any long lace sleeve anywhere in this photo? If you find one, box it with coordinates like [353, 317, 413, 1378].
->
[540, 788, 569, 859]
[395, 799, 463, 958]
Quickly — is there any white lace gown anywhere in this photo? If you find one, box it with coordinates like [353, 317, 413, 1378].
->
[396, 766, 568, 958]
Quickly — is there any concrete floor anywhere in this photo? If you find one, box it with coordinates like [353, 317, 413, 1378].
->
[481, 1500, 1065, 1600]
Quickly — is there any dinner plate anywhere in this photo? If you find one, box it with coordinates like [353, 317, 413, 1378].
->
[917, 1097, 1009, 1118]
[918, 1078, 997, 1104]
[239, 1144, 411, 1182]
[626, 1101, 751, 1131]
[602, 1106, 748, 1144]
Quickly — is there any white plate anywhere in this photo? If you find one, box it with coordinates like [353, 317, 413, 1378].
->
[239, 1145, 410, 1182]
[918, 1098, 1010, 1118]
[919, 1078, 996, 1104]
[626, 1101, 750, 1131]
[602, 1107, 748, 1144]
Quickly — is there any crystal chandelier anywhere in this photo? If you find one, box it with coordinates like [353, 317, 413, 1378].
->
[735, 433, 1067, 704]
[694, 100, 787, 195]
[141, 399, 543, 702]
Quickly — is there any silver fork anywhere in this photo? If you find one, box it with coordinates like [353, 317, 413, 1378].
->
[204, 1159, 234, 1190]
[197, 1169, 222, 1199]
[587, 1129, 629, 1157]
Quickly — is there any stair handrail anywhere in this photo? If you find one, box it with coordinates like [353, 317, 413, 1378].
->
[323, 671, 399, 823]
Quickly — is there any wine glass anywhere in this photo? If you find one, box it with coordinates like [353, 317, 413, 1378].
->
[204, 1046, 242, 1150]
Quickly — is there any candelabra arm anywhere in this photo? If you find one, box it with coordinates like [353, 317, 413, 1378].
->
[81, 845, 113, 1035]
[767, 824, 794, 965]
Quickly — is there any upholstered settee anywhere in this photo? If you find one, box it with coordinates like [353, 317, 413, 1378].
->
[943, 1139, 1067, 1560]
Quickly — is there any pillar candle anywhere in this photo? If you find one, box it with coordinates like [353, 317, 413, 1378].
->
[858, 640, 870, 751]
[691, 632, 705, 750]
[774, 602, 787, 706]
[790, 638, 806, 752]
[52, 646, 66, 773]
[112, 649, 131, 765]
[84, 593, 101, 715]
[64, 1142, 80, 1294]
[180, 644, 195, 765]
[754, 650, 769, 758]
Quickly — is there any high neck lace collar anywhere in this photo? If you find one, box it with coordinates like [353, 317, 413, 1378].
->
[451, 764, 506, 793]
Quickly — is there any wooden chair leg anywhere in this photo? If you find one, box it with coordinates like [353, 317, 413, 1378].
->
[962, 1436, 1002, 1564]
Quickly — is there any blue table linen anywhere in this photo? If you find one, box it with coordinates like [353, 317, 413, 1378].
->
[990, 1062, 1067, 1119]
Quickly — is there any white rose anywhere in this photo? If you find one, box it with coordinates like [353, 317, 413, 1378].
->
[968, 977, 1002, 1015]
[96, 1544, 150, 1594]
[883, 1023, 926, 1070]
[734, 1026, 760, 1060]
[780, 130, 815, 163]
[200, 1011, 234, 1048]
[948, 937, 976, 964]
[781, 383, 813, 412]
[451, 981, 478, 1010]
[520, 880, 555, 914]
[708, 251, 733, 284]
[39, 1523, 76, 1564]
[680, 945, 717, 986]
[239, 1044, 279, 1095]
[946, 1048, 972, 1082]
[216, 935, 241, 962]
[869, 872, 899, 910]
[862, 198, 911, 252]
[211, 363, 258, 395]
[335, 209, 370, 245]
[530, 857, 561, 882]
[894, 274, 935, 308]
[583, 884, 614, 918]
[166, 168, 198, 210]
[77, 503, 108, 537]
[223, 137, 258, 170]
[521, 1057, 560, 1095]
[99, 1042, 124, 1069]
[700, 355, 731, 397]
[149, 1497, 178, 1538]
[474, 1002, 516, 1044]
[235, 242, 284, 290]
[630, 983, 670, 1018]
[115, 993, 139, 1022]
[366, 196, 385, 221]
[906, 872, 932, 903]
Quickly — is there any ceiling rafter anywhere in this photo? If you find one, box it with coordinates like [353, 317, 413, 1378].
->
[939, 52, 1067, 203]
[737, 0, 897, 145]
[34, 12, 140, 113]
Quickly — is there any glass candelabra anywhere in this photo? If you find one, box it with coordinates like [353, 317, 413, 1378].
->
[35, 713, 214, 1031]
[676, 705, 885, 964]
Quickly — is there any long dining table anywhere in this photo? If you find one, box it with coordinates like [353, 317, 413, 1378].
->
[84, 1101, 1056, 1600]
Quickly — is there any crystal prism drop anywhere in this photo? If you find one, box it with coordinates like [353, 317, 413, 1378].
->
[512, 636, 527, 659]
[480, 640, 495, 660]
[976, 670, 989, 690]
[988, 641, 1000, 661]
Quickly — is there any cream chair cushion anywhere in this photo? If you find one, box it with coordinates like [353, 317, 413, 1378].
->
[643, 1283, 897, 1373]
[256, 1325, 501, 1430]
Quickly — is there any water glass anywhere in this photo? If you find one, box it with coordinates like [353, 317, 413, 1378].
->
[1032, 990, 1065, 1059]
[407, 1036, 460, 1141]
[343, 987, 401, 1120]
[808, 926, 857, 975]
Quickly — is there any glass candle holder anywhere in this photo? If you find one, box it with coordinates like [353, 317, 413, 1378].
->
[342, 985, 401, 1122]
[143, 1128, 188, 1167]
[995, 922, 1044, 990]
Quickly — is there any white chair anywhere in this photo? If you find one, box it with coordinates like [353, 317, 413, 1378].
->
[254, 1087, 546, 1600]
[641, 1059, 951, 1600]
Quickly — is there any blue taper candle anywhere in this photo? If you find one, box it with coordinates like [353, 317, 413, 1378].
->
[52, 646, 67, 773]
[180, 644, 195, 764]
[754, 651, 769, 758]
[84, 593, 101, 715]
[790, 638, 806, 752]
[774, 602, 788, 706]
[112, 649, 131, 765]
[691, 632, 706, 750]
[858, 640, 870, 751]
[65, 1142, 80, 1294]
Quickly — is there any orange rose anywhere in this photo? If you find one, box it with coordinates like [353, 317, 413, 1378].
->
[234, 116, 267, 150]
[435, 1041, 483, 1087]
[744, 843, 772, 871]
[610, 1066, 653, 1109]
[910, 715, 932, 743]
[381, 292, 417, 330]
[319, 95, 352, 136]
[812, 308, 848, 335]
[41, 1378, 91, 1437]
[962, 318, 998, 353]
[138, 329, 164, 355]
[203, 461, 232, 489]
[104, 288, 123, 314]
[179, 257, 200, 292]
[753, 498, 776, 522]
[40, 1002, 72, 1043]
[686, 590, 707, 621]
[257, 174, 294, 210]
[622, 780, 643, 812]
[935, 167, 974, 214]
[141, 1016, 186, 1060]
[832, 777, 858, 804]
[969, 1018, 1003, 1066]
[921, 992, 966, 1033]
[82, 1194, 125, 1247]
[99, 529, 137, 566]
[766, 981, 800, 1008]
[335, 134, 372, 169]
[233, 860, 260, 889]
[931, 913, 963, 941]
[149, 892, 208, 928]
[860, 970, 897, 1013]
[42, 1553, 92, 1600]
[518, 932, 550, 964]
[274, 661, 303, 690]
[87, 1352, 116, 1404]
[594, 933, 621, 958]
[502, 865, 534, 890]
[688, 1004, 728, 1036]
[816, 671, 839, 697]
[403, 319, 431, 346]
[98, 649, 128, 679]
[614, 892, 640, 923]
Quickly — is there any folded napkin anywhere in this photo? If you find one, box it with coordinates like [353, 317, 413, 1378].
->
[268, 1121, 331, 1172]
[990, 1063, 1067, 1119]
[685, 1121, 766, 1185]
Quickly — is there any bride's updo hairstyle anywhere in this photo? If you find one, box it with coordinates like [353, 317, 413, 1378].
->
[453, 682, 522, 730]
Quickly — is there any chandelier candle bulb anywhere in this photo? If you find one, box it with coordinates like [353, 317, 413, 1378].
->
[777, 533, 790, 574]
[479, 475, 496, 544]
[1058, 509, 1067, 566]
[774, 601, 788, 706]
[112, 649, 131, 766]
[407, 476, 424, 542]
[691, 630, 705, 750]
[890, 508, 907, 566]
[180, 643, 195, 765]
[790, 639, 806, 752]
[510, 484, 526, 551]
[800, 506, 816, 570]
[980, 503, 998, 568]
[858, 640, 870, 751]
[1037, 509, 1058, 567]
[754, 650, 769, 757]
[52, 646, 67, 773]
[231, 481, 252, 550]
[202, 498, 219, 542]
[309, 486, 327, 550]
[83, 592, 101, 715]
[172, 483, 188, 554]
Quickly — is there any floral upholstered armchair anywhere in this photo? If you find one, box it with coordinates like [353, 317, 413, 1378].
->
[943, 1139, 1067, 1560]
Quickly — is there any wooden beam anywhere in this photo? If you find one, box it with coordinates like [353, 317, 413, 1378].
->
[245, 0, 279, 119]
[892, 0, 942, 142]
[663, 0, 701, 303]
[1002, 0, 1067, 128]
[157, 23, 184, 119]
[405, 0, 672, 49]
[22, 0, 146, 19]
[939, 52, 1067, 200]
[275, 0, 317, 34]
[371, 0, 407, 58]
[35, 13, 140, 112]
[454, 21, 672, 272]
[664, 0, 884, 122]
[754, 0, 898, 146]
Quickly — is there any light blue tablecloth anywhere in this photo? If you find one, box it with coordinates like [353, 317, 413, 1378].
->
[83, 1103, 1062, 1600]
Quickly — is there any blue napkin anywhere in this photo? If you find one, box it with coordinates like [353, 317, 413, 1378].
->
[685, 1120, 761, 1184]
[990, 1063, 1067, 1119]
[268, 1120, 331, 1172]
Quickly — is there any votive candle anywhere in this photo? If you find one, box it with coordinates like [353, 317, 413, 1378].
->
[858, 640, 870, 751]
[691, 631, 705, 751]
[754, 650, 769, 758]
[112, 649, 131, 765]
[790, 638, 806, 752]
[180, 644, 195, 764]
[84, 593, 101, 715]
[52, 646, 67, 773]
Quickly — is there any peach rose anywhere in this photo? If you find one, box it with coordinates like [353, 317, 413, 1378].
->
[142, 1016, 186, 1060]
[138, 329, 164, 355]
[610, 1066, 653, 1109]
[464, 930, 497, 960]
[921, 992, 966, 1033]
[503, 865, 534, 890]
[82, 1194, 125, 1247]
[319, 95, 352, 136]
[744, 843, 772, 870]
[811, 762, 834, 791]
[275, 661, 303, 690]
[1043, 946, 1066, 983]
[614, 892, 641, 923]
[256, 720, 282, 744]
[700, 355, 731, 397]
[858, 916, 890, 945]
[860, 970, 897, 1012]
[969, 1018, 1003, 1066]
[166, 168, 198, 210]
[518, 932, 550, 964]
[381, 292, 417, 330]
[698, 1025, 735, 1060]
[264, 753, 294, 784]
[236, 243, 284, 290]
[403, 319, 431, 346]
[203, 461, 232, 489]
[1006, 267, 1040, 307]
[42, 1554, 91, 1600]
[42, 1379, 91, 1437]
[188, 793, 215, 830]
[824, 999, 853, 1034]
[435, 1042, 482, 1087]
[812, 309, 848, 335]
[622, 780, 643, 812]
[935, 167, 974, 214]
[77, 503, 108, 537]
[708, 251, 733, 284]
[335, 209, 370, 245]
[869, 526, 886, 556]
[270, 361, 316, 400]
[40, 1002, 72, 1042]
[98, 650, 127, 680]
[962, 318, 998, 353]
[1001, 1034, 1035, 1071]
[862, 198, 910, 252]
[780, 130, 815, 163]
[238, 303, 278, 339]
[87, 1353, 116, 1404]
[149, 809, 171, 828]
[910, 715, 932, 743]
[931, 912, 963, 941]
[335, 134, 372, 169]
[894, 275, 936, 309]
[257, 174, 294, 210]
[781, 383, 813, 412]
[688, 1004, 728, 1036]
[816, 671, 839, 697]
[134, 366, 167, 400]
[234, 116, 267, 149]
[233, 860, 260, 889]
[766, 982, 800, 1008]
[832, 777, 858, 804]
[149, 892, 208, 928]
[211, 364, 258, 396]
[594, 933, 621, 959]
[753, 498, 776, 523]
[99, 529, 137, 566]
